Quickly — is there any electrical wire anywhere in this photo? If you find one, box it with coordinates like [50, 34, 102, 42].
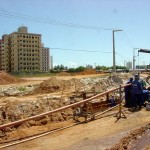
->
[116, 52, 131, 61]
[50, 47, 112, 53]
[0, 9, 114, 31]
[121, 31, 134, 48]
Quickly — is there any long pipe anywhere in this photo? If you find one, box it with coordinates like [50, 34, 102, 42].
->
[0, 83, 131, 130]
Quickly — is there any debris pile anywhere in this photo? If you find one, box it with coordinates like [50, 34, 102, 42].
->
[0, 75, 124, 96]
[0, 85, 36, 97]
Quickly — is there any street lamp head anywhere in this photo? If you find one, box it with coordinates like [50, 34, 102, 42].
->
[113, 29, 123, 32]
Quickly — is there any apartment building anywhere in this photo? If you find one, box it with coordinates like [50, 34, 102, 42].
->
[41, 46, 50, 72]
[0, 35, 8, 72]
[50, 56, 53, 70]
[0, 39, 2, 71]
[126, 61, 132, 69]
[0, 26, 50, 72]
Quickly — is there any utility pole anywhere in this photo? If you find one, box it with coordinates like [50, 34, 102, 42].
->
[113, 30, 123, 73]
[133, 48, 139, 75]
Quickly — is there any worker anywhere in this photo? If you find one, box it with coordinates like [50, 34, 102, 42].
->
[139, 77, 147, 90]
[142, 89, 150, 105]
[124, 77, 133, 108]
[139, 77, 150, 105]
[131, 74, 143, 110]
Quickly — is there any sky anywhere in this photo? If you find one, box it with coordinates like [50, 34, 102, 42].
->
[0, 0, 150, 68]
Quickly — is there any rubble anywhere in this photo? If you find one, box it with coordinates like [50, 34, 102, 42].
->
[0, 85, 36, 96]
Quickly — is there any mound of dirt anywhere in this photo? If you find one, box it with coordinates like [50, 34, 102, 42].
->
[56, 72, 71, 76]
[74, 69, 97, 75]
[0, 71, 22, 85]
[34, 77, 84, 94]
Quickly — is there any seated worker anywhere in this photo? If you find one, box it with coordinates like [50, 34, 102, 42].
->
[142, 89, 150, 104]
[131, 74, 143, 110]
[124, 77, 133, 108]
[147, 86, 150, 91]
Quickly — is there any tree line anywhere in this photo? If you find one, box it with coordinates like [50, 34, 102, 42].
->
[51, 64, 127, 73]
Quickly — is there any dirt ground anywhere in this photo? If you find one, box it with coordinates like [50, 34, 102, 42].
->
[2, 108, 150, 150]
[0, 72, 150, 150]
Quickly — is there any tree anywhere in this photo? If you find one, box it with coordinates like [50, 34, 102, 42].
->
[75, 66, 85, 72]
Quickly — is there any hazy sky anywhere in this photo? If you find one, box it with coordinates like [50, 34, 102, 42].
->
[0, 0, 150, 68]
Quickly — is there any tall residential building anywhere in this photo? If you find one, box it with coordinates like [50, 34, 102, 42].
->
[0, 35, 8, 71]
[50, 56, 53, 70]
[40, 45, 50, 72]
[0, 26, 50, 72]
[126, 61, 132, 69]
[0, 39, 2, 71]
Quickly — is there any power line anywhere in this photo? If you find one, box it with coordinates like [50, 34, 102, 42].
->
[50, 47, 112, 53]
[121, 31, 134, 48]
[0, 9, 115, 31]
[116, 52, 130, 61]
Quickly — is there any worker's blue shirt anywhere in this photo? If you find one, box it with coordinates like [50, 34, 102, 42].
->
[131, 80, 143, 94]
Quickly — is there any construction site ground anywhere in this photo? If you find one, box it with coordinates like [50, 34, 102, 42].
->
[0, 71, 150, 150]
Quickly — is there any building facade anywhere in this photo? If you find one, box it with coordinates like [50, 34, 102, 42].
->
[50, 56, 53, 70]
[40, 46, 50, 72]
[0, 39, 2, 71]
[126, 61, 132, 69]
[0, 26, 50, 72]
[0, 35, 8, 72]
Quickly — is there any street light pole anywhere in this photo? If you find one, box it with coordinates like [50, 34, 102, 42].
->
[113, 30, 123, 73]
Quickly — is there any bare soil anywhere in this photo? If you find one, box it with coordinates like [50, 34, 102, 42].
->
[0, 72, 149, 150]
[1, 108, 150, 150]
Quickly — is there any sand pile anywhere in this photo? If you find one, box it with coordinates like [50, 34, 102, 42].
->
[35, 77, 71, 93]
[57, 72, 71, 76]
[35, 77, 84, 93]
[0, 71, 21, 85]
[74, 69, 97, 75]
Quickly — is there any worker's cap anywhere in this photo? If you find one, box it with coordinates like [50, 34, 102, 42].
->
[134, 74, 139, 78]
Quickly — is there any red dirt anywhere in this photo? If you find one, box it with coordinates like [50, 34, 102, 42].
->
[107, 123, 150, 150]
[0, 71, 23, 85]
